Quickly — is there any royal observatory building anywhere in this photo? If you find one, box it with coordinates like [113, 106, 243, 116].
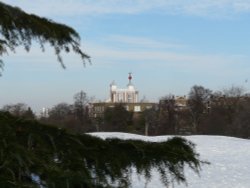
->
[109, 73, 139, 103]
[90, 73, 156, 118]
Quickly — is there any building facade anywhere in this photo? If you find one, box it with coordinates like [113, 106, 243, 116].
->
[90, 73, 155, 118]
[109, 73, 139, 103]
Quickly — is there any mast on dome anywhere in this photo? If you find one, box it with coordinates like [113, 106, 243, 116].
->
[128, 72, 132, 85]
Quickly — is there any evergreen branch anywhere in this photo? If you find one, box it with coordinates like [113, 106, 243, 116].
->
[0, 1, 90, 70]
[0, 112, 206, 187]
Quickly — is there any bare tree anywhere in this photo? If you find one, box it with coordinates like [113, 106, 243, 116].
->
[48, 103, 73, 128]
[199, 86, 246, 136]
[232, 97, 250, 138]
[158, 95, 177, 134]
[188, 85, 212, 133]
[223, 85, 245, 97]
[73, 90, 90, 126]
[222, 86, 246, 135]
[2, 103, 35, 119]
[143, 105, 158, 136]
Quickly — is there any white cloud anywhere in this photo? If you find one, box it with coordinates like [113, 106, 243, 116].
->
[4, 0, 250, 18]
[234, 1, 250, 12]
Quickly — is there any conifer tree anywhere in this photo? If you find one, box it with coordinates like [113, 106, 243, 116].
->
[0, 112, 205, 188]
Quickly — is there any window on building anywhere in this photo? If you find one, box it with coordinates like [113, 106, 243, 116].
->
[128, 94, 132, 103]
[134, 105, 141, 112]
[95, 106, 104, 112]
[125, 105, 129, 111]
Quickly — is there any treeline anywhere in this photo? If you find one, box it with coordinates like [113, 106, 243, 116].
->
[1, 91, 93, 133]
[93, 85, 250, 138]
[144, 85, 250, 138]
[1, 86, 250, 138]
[40, 91, 92, 133]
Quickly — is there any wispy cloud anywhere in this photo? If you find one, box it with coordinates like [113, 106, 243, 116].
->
[3, 34, 249, 75]
[85, 40, 249, 73]
[105, 35, 186, 50]
[4, 0, 250, 18]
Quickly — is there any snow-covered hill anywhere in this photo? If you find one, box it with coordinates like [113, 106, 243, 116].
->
[89, 133, 250, 188]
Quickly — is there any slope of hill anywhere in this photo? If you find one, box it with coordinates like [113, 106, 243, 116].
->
[90, 133, 250, 188]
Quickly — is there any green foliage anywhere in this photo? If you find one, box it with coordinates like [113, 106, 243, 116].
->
[0, 112, 205, 187]
[0, 1, 90, 70]
[104, 104, 133, 132]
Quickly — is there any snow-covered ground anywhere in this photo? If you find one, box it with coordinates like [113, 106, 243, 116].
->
[89, 132, 250, 188]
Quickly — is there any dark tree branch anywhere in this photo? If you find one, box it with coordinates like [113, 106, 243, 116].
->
[0, 1, 90, 70]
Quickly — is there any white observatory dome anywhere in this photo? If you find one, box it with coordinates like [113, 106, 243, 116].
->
[110, 81, 117, 91]
[127, 84, 135, 91]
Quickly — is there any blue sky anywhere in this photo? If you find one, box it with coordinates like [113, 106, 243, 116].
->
[1, 0, 250, 112]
